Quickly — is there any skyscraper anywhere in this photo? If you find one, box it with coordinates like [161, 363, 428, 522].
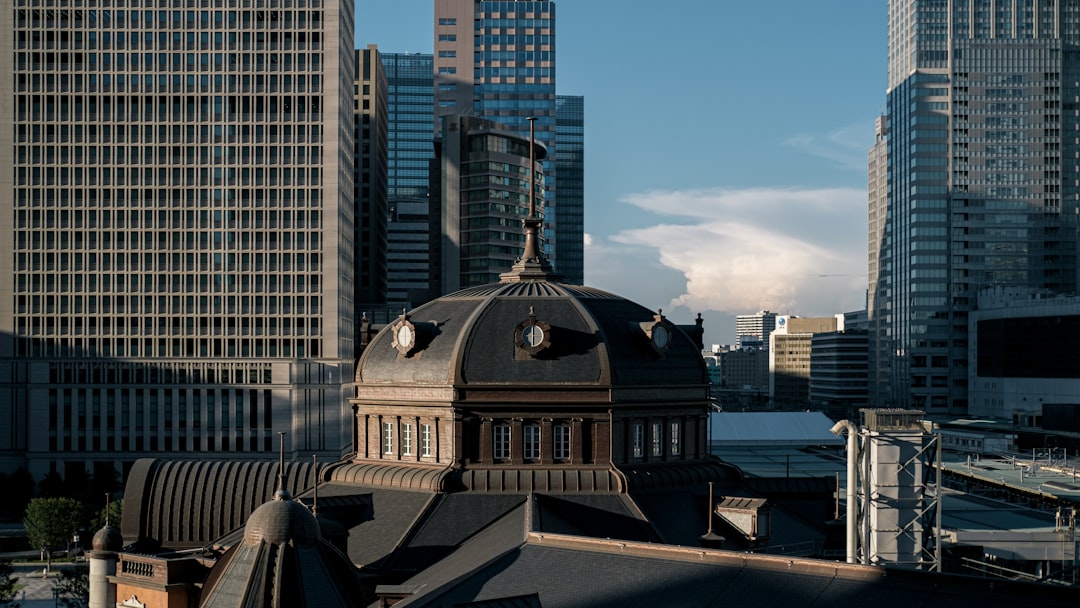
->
[382, 52, 436, 307]
[0, 0, 356, 478]
[869, 0, 1080, 414]
[355, 45, 389, 310]
[735, 310, 777, 351]
[433, 0, 584, 285]
[555, 94, 584, 285]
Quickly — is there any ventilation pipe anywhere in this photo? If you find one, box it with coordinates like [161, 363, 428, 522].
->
[830, 419, 859, 564]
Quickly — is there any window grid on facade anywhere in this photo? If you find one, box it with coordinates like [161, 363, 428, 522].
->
[421, 422, 432, 457]
[493, 424, 510, 460]
[523, 424, 540, 460]
[383, 421, 394, 455]
[632, 423, 643, 458]
[553, 424, 569, 460]
[670, 421, 682, 456]
[401, 422, 413, 456]
[651, 421, 663, 456]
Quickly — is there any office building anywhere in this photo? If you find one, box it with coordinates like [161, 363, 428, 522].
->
[354, 45, 389, 309]
[735, 310, 777, 351]
[809, 329, 869, 419]
[382, 52, 436, 307]
[432, 115, 545, 293]
[555, 94, 584, 285]
[0, 0, 356, 478]
[769, 316, 839, 409]
[434, 0, 584, 284]
[869, 0, 1080, 415]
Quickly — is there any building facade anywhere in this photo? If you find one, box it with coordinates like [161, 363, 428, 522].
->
[735, 310, 777, 351]
[869, 0, 1080, 414]
[0, 0, 356, 478]
[433, 0, 584, 284]
[433, 115, 545, 293]
[354, 45, 389, 309]
[555, 94, 584, 285]
[809, 329, 869, 419]
[769, 316, 839, 409]
[382, 52, 436, 307]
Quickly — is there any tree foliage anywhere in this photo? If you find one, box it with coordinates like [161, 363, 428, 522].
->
[0, 559, 18, 608]
[55, 564, 88, 608]
[23, 498, 82, 553]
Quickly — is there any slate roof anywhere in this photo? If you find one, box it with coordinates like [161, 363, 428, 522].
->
[391, 532, 1080, 608]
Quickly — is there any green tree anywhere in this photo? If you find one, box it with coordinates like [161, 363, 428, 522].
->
[55, 564, 88, 608]
[0, 559, 18, 608]
[23, 498, 82, 571]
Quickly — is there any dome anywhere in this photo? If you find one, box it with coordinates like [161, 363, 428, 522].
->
[357, 281, 706, 391]
[242, 494, 321, 547]
[91, 524, 123, 552]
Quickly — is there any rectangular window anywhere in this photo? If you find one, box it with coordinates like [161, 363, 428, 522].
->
[438, 18, 456, 25]
[671, 421, 682, 456]
[553, 425, 570, 460]
[524, 425, 540, 460]
[402, 423, 413, 456]
[494, 424, 510, 460]
[383, 421, 394, 455]
[438, 34, 457, 42]
[421, 423, 432, 457]
[632, 423, 644, 458]
[652, 422, 663, 456]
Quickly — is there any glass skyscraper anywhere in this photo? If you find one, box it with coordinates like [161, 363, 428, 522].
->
[382, 52, 436, 307]
[555, 94, 584, 285]
[869, 0, 1080, 414]
[0, 0, 357, 478]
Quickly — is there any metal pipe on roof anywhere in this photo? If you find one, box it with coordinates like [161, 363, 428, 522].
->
[830, 420, 860, 564]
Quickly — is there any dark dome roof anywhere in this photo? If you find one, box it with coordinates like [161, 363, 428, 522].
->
[91, 525, 123, 552]
[243, 495, 321, 547]
[357, 282, 707, 392]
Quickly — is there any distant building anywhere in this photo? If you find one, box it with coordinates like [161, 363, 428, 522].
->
[382, 52, 437, 307]
[432, 115, 546, 293]
[555, 95, 585, 284]
[809, 329, 869, 419]
[969, 287, 1080, 422]
[769, 316, 839, 409]
[736, 311, 777, 350]
[355, 45, 389, 310]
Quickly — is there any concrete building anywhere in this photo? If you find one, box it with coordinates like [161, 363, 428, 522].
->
[432, 115, 546, 293]
[769, 316, 839, 409]
[354, 45, 389, 309]
[382, 52, 436, 307]
[736, 310, 777, 350]
[868, 0, 1080, 415]
[969, 287, 1080, 421]
[0, 0, 357, 478]
[809, 329, 869, 419]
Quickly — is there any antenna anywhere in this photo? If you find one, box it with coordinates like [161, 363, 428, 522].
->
[312, 454, 319, 516]
[527, 116, 537, 219]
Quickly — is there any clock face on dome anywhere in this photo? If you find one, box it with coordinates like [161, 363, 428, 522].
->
[397, 325, 414, 350]
[651, 325, 669, 350]
[522, 324, 545, 348]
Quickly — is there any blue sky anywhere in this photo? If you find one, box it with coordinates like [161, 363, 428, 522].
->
[355, 1, 886, 344]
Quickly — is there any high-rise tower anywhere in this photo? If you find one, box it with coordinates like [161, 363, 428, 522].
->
[870, 0, 1080, 414]
[0, 0, 356, 478]
[433, 0, 583, 286]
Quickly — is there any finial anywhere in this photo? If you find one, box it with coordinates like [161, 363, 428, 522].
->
[275, 432, 289, 500]
[105, 493, 111, 527]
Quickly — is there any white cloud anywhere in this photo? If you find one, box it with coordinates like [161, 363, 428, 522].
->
[784, 121, 874, 171]
[596, 187, 868, 317]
